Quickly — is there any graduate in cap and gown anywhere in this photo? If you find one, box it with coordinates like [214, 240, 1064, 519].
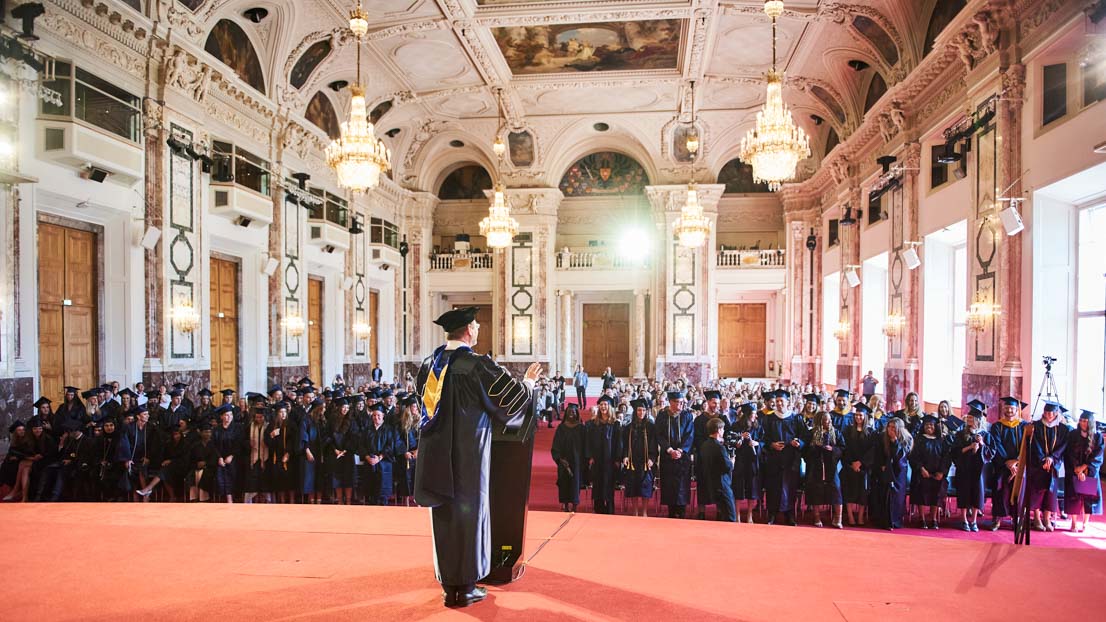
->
[328, 398, 357, 505]
[95, 417, 130, 501]
[621, 398, 657, 517]
[693, 390, 729, 519]
[935, 400, 964, 437]
[829, 389, 853, 432]
[29, 417, 62, 501]
[266, 402, 296, 503]
[550, 403, 585, 512]
[296, 399, 326, 504]
[174, 383, 196, 414]
[53, 387, 85, 439]
[805, 411, 844, 528]
[868, 417, 912, 530]
[413, 306, 539, 608]
[909, 415, 950, 529]
[31, 397, 55, 438]
[242, 405, 272, 504]
[987, 397, 1026, 530]
[59, 421, 96, 501]
[1, 421, 32, 501]
[1026, 400, 1070, 531]
[187, 421, 219, 502]
[761, 389, 805, 525]
[730, 401, 762, 523]
[159, 390, 189, 436]
[697, 417, 736, 522]
[1064, 410, 1103, 532]
[360, 405, 399, 505]
[586, 395, 622, 515]
[654, 390, 694, 518]
[124, 405, 160, 502]
[841, 402, 875, 526]
[950, 406, 992, 531]
[394, 395, 421, 506]
[211, 405, 241, 503]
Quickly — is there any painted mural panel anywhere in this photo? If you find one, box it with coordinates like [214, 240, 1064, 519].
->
[852, 16, 898, 67]
[305, 91, 341, 140]
[493, 20, 683, 75]
[290, 38, 333, 90]
[717, 158, 769, 194]
[438, 165, 493, 200]
[508, 130, 534, 167]
[370, 100, 393, 125]
[178, 0, 206, 10]
[204, 20, 266, 93]
[559, 151, 648, 196]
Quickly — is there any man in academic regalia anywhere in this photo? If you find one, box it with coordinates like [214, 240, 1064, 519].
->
[159, 390, 189, 435]
[761, 389, 805, 525]
[698, 417, 736, 522]
[987, 397, 1026, 531]
[414, 306, 539, 608]
[654, 391, 694, 518]
[693, 390, 728, 519]
[829, 389, 852, 432]
[173, 383, 196, 414]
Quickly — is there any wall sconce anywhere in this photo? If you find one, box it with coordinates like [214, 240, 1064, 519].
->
[171, 302, 201, 334]
[833, 320, 850, 341]
[352, 322, 372, 338]
[882, 313, 905, 338]
[966, 291, 1000, 333]
[282, 314, 306, 337]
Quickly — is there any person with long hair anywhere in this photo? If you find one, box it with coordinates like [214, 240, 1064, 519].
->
[52, 387, 85, 438]
[935, 399, 963, 436]
[951, 409, 992, 531]
[621, 398, 657, 517]
[894, 392, 923, 431]
[805, 411, 844, 528]
[2, 421, 36, 501]
[1064, 410, 1103, 532]
[211, 405, 240, 503]
[731, 401, 762, 523]
[987, 397, 1026, 531]
[326, 400, 356, 505]
[866, 394, 887, 432]
[297, 400, 325, 504]
[869, 417, 912, 530]
[909, 415, 950, 529]
[394, 396, 421, 507]
[241, 406, 271, 504]
[124, 406, 159, 503]
[1026, 401, 1070, 531]
[585, 395, 622, 515]
[551, 403, 585, 512]
[841, 402, 874, 526]
[266, 403, 295, 504]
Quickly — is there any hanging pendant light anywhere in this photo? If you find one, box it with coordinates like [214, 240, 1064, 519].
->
[739, 0, 810, 191]
[673, 182, 710, 248]
[480, 88, 519, 249]
[325, 1, 391, 193]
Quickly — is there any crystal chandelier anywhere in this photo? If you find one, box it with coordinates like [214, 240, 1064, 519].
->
[674, 182, 710, 248]
[833, 320, 850, 341]
[480, 182, 519, 249]
[882, 312, 905, 337]
[739, 0, 810, 191]
[325, 1, 391, 193]
[966, 290, 1000, 333]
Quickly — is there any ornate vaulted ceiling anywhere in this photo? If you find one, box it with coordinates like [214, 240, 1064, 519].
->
[163, 0, 963, 190]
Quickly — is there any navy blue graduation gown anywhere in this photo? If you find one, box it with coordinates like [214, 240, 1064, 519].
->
[550, 422, 585, 504]
[586, 420, 622, 513]
[804, 429, 844, 507]
[394, 425, 418, 498]
[413, 345, 531, 587]
[698, 437, 735, 521]
[909, 435, 950, 507]
[829, 409, 851, 433]
[987, 420, 1026, 518]
[621, 420, 657, 499]
[841, 425, 874, 505]
[731, 422, 762, 501]
[869, 438, 910, 529]
[761, 412, 804, 514]
[1064, 429, 1104, 515]
[296, 417, 323, 495]
[1026, 421, 1069, 511]
[361, 423, 398, 504]
[950, 428, 992, 510]
[654, 408, 694, 507]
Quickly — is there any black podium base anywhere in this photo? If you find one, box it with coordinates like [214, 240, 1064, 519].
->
[485, 407, 537, 584]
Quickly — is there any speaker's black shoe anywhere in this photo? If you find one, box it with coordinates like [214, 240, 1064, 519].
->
[448, 586, 487, 608]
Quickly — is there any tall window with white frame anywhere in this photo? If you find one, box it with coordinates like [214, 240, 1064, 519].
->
[822, 272, 840, 388]
[1075, 204, 1106, 416]
[922, 221, 968, 406]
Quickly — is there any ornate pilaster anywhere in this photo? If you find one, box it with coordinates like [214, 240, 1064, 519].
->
[645, 184, 724, 384]
[884, 141, 923, 405]
[142, 98, 166, 368]
[402, 192, 436, 362]
[632, 289, 647, 380]
[558, 290, 573, 375]
[837, 182, 862, 393]
[782, 192, 822, 385]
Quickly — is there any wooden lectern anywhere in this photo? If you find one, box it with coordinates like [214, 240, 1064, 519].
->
[484, 389, 538, 584]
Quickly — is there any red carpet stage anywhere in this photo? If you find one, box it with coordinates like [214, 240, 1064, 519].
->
[3, 502, 1106, 622]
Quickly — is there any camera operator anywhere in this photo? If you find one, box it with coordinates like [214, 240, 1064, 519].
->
[697, 417, 736, 522]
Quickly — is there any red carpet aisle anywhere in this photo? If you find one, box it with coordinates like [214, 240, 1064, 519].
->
[2, 503, 1104, 622]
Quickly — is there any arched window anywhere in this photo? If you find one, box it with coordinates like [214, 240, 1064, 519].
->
[438, 165, 493, 200]
[558, 151, 648, 197]
[205, 20, 266, 93]
[305, 92, 340, 140]
[717, 158, 770, 194]
[923, 0, 967, 57]
[863, 73, 888, 114]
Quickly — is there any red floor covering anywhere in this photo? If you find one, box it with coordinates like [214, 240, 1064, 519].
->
[3, 502, 1105, 622]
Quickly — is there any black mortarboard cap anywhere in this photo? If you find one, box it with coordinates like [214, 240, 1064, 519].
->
[27, 416, 43, 428]
[967, 399, 988, 414]
[401, 395, 420, 407]
[434, 306, 479, 333]
[131, 405, 148, 415]
[666, 391, 685, 401]
[852, 402, 872, 414]
[804, 393, 822, 404]
[172, 382, 188, 390]
[704, 390, 722, 401]
[64, 386, 79, 393]
[80, 390, 95, 399]
[597, 395, 615, 406]
[220, 389, 236, 397]
[215, 404, 234, 415]
[775, 389, 792, 399]
[311, 397, 325, 407]
[8, 419, 25, 432]
[1079, 409, 1096, 419]
[833, 389, 850, 398]
[168, 389, 183, 397]
[245, 392, 265, 401]
[268, 385, 283, 395]
[630, 398, 649, 410]
[198, 388, 213, 397]
[117, 388, 137, 399]
[999, 396, 1027, 409]
[33, 397, 51, 408]
[299, 377, 315, 386]
[1042, 400, 1068, 413]
[145, 390, 161, 399]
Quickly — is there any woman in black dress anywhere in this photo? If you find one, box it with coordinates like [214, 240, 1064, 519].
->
[297, 401, 326, 504]
[1064, 410, 1103, 532]
[950, 410, 991, 531]
[909, 415, 950, 529]
[585, 396, 622, 515]
[551, 404, 585, 512]
[805, 412, 844, 528]
[731, 402, 762, 523]
[240, 407, 271, 503]
[394, 396, 421, 506]
[327, 401, 357, 505]
[841, 403, 874, 526]
[621, 399, 657, 517]
[869, 417, 912, 530]
[265, 403, 295, 503]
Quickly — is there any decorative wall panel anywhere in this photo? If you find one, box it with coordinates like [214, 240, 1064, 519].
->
[168, 126, 197, 360]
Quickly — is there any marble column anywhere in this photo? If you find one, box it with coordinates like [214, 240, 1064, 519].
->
[645, 184, 724, 385]
[141, 99, 166, 369]
[782, 193, 822, 385]
[884, 142, 923, 405]
[836, 183, 862, 393]
[396, 192, 435, 381]
[632, 289, 647, 379]
[963, 64, 1026, 418]
[558, 290, 573, 375]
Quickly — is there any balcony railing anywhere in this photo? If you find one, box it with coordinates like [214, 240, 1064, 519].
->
[555, 251, 647, 270]
[716, 249, 785, 268]
[429, 253, 494, 271]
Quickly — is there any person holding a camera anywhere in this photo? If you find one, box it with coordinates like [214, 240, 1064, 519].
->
[697, 417, 736, 522]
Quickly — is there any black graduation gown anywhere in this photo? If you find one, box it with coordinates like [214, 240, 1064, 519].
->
[60, 433, 94, 500]
[296, 416, 323, 495]
[96, 432, 129, 499]
[1026, 421, 1069, 512]
[654, 408, 694, 507]
[621, 420, 657, 499]
[550, 422, 585, 504]
[586, 419, 622, 513]
[212, 423, 241, 497]
[730, 422, 762, 501]
[761, 412, 804, 514]
[1064, 429, 1104, 515]
[393, 425, 418, 499]
[361, 423, 398, 504]
[326, 423, 357, 489]
[869, 439, 910, 529]
[160, 436, 191, 491]
[698, 437, 735, 521]
[987, 420, 1026, 518]
[265, 420, 295, 492]
[413, 345, 531, 587]
[804, 429, 844, 507]
[188, 440, 220, 495]
[909, 435, 950, 507]
[951, 428, 992, 510]
[52, 399, 86, 437]
[841, 425, 873, 505]
[27, 432, 59, 501]
[123, 423, 159, 486]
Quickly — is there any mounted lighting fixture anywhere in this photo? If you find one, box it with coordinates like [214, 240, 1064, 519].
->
[674, 182, 711, 248]
[492, 87, 507, 159]
[685, 80, 700, 157]
[882, 312, 905, 338]
[352, 322, 372, 338]
[739, 0, 810, 191]
[282, 314, 307, 338]
[479, 182, 519, 249]
[833, 320, 850, 342]
[171, 302, 201, 334]
[966, 290, 1000, 333]
[325, 1, 391, 193]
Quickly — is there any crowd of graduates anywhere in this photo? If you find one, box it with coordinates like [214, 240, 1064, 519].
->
[0, 378, 423, 506]
[540, 377, 1105, 533]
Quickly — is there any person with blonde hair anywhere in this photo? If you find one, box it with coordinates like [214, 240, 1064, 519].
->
[805, 412, 844, 528]
[866, 394, 887, 432]
[870, 417, 912, 530]
[841, 403, 874, 525]
[951, 407, 992, 531]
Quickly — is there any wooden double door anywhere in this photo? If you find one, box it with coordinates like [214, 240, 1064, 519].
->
[582, 303, 630, 377]
[308, 278, 323, 384]
[718, 303, 767, 378]
[38, 223, 98, 402]
[209, 258, 239, 391]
